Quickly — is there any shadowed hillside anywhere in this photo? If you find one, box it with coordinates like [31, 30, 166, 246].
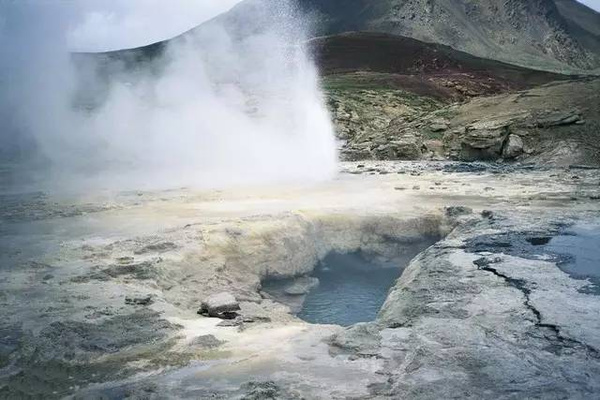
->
[313, 32, 566, 101]
[300, 0, 600, 72]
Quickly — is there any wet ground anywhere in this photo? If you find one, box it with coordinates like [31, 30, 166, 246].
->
[1, 161, 600, 398]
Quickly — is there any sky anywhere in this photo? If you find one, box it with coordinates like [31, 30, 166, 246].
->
[578, 0, 600, 11]
[67, 0, 242, 51]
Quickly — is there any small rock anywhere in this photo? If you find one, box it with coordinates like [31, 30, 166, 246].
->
[481, 210, 494, 219]
[413, 186, 421, 190]
[561, 114, 581, 125]
[445, 206, 473, 217]
[283, 277, 319, 296]
[199, 292, 241, 319]
[190, 334, 225, 349]
[125, 295, 154, 306]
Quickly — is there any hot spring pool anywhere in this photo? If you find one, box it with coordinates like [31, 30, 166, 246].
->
[296, 251, 402, 326]
[545, 223, 600, 294]
[262, 237, 438, 326]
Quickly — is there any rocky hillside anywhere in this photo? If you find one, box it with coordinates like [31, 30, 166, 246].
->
[314, 32, 566, 99]
[334, 78, 600, 166]
[301, 0, 600, 72]
[311, 32, 596, 164]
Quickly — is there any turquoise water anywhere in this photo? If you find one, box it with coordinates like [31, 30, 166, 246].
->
[545, 223, 600, 293]
[296, 251, 406, 326]
[297, 252, 401, 326]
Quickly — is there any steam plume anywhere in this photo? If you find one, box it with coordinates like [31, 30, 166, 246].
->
[0, 0, 338, 192]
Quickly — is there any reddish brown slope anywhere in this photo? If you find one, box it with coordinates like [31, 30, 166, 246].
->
[312, 32, 570, 101]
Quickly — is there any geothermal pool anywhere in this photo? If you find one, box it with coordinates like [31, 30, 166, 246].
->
[297, 251, 403, 326]
[546, 223, 600, 294]
[263, 237, 439, 326]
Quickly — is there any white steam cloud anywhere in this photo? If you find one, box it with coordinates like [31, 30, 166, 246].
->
[0, 1, 338, 192]
[67, 0, 242, 51]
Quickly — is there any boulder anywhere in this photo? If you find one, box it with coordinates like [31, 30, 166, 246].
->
[459, 127, 508, 161]
[502, 134, 524, 159]
[423, 139, 445, 160]
[375, 137, 422, 160]
[199, 292, 240, 319]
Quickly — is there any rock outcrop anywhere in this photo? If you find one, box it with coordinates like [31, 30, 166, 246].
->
[331, 78, 600, 166]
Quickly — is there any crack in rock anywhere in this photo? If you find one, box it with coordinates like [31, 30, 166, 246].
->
[474, 257, 599, 359]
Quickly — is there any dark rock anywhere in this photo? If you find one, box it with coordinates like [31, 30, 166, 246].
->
[134, 242, 177, 255]
[199, 292, 241, 319]
[445, 206, 473, 217]
[71, 259, 162, 283]
[481, 210, 494, 219]
[526, 237, 552, 246]
[33, 310, 177, 362]
[443, 163, 488, 173]
[125, 295, 154, 306]
[240, 381, 281, 400]
[190, 335, 225, 349]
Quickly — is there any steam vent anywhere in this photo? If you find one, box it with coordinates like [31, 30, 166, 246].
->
[1, 0, 600, 398]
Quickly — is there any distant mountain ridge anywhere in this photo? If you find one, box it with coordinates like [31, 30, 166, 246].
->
[83, 0, 600, 74]
[298, 0, 600, 72]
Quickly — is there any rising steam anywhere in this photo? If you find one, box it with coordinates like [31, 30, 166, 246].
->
[0, 1, 338, 192]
